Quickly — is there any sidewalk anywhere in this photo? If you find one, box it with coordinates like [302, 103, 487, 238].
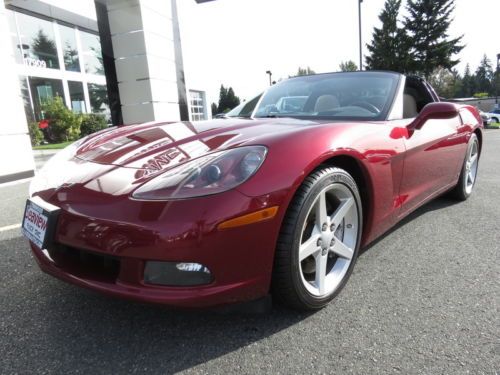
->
[33, 149, 59, 171]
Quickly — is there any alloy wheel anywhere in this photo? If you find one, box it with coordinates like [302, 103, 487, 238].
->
[464, 138, 479, 194]
[298, 184, 359, 297]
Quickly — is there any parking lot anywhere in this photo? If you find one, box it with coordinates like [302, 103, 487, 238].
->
[0, 131, 499, 374]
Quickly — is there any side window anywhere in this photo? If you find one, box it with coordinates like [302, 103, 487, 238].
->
[239, 94, 262, 117]
[403, 78, 435, 119]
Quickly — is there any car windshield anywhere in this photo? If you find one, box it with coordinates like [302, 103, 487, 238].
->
[254, 72, 400, 120]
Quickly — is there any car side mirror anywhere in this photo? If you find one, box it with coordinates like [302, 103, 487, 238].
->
[409, 102, 459, 131]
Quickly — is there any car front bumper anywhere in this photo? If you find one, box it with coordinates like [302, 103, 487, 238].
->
[28, 188, 287, 308]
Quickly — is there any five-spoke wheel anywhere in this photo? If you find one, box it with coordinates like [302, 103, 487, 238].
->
[272, 166, 362, 310]
[298, 184, 358, 297]
[452, 133, 480, 200]
[464, 137, 479, 195]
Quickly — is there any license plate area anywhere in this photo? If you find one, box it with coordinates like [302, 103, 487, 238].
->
[22, 196, 60, 249]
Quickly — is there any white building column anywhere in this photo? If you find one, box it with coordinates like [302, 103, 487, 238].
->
[100, 0, 187, 124]
[0, 4, 35, 183]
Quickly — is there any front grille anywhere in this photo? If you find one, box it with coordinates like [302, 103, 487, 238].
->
[47, 244, 120, 283]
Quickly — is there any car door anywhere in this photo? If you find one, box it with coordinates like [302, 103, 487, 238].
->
[397, 80, 466, 218]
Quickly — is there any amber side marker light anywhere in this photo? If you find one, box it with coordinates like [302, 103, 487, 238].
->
[218, 206, 279, 230]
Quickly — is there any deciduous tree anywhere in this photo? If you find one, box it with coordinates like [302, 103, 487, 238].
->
[294, 67, 316, 76]
[339, 60, 358, 72]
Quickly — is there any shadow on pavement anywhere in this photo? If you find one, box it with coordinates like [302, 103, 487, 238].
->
[360, 195, 462, 255]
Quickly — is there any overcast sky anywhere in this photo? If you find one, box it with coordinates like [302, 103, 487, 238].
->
[178, 0, 500, 105]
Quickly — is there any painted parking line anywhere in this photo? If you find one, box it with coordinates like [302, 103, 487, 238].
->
[0, 223, 22, 233]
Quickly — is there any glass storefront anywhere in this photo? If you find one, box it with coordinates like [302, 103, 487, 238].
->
[80, 32, 104, 75]
[19, 76, 35, 123]
[60, 25, 81, 72]
[6, 9, 110, 124]
[29, 78, 65, 121]
[68, 81, 86, 113]
[88, 83, 109, 115]
[16, 12, 59, 69]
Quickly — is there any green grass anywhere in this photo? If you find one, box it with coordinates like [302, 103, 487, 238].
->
[33, 141, 72, 150]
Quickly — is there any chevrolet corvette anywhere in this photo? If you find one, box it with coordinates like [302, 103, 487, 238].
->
[23, 71, 483, 310]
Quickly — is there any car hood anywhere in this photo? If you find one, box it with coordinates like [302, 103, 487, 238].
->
[32, 117, 355, 198]
[75, 118, 321, 175]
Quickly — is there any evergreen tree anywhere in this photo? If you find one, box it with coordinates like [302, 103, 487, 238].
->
[365, 0, 409, 72]
[216, 85, 240, 113]
[474, 54, 494, 95]
[461, 64, 475, 97]
[63, 41, 80, 72]
[450, 68, 463, 98]
[211, 102, 218, 117]
[31, 29, 58, 68]
[339, 60, 358, 72]
[225, 87, 240, 109]
[217, 85, 228, 113]
[404, 0, 463, 78]
[494, 61, 500, 100]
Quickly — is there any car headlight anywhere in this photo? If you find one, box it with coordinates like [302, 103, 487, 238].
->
[132, 146, 267, 200]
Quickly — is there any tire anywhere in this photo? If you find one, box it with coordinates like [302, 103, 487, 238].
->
[451, 133, 479, 201]
[492, 117, 499, 124]
[272, 166, 363, 310]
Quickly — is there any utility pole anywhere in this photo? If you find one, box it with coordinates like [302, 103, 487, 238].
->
[358, 0, 363, 70]
[266, 70, 273, 86]
[496, 53, 500, 106]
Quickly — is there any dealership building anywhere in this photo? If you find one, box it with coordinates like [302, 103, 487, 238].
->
[0, 0, 211, 184]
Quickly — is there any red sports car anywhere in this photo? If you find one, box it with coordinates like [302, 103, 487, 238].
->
[23, 71, 483, 310]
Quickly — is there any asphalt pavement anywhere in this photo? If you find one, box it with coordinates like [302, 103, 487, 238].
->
[0, 131, 499, 374]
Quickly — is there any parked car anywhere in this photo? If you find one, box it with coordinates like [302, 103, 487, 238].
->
[485, 108, 500, 123]
[478, 109, 492, 127]
[23, 71, 483, 311]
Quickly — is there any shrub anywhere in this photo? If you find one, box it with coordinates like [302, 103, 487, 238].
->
[41, 97, 81, 142]
[80, 113, 107, 136]
[28, 121, 44, 146]
[473, 92, 488, 99]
